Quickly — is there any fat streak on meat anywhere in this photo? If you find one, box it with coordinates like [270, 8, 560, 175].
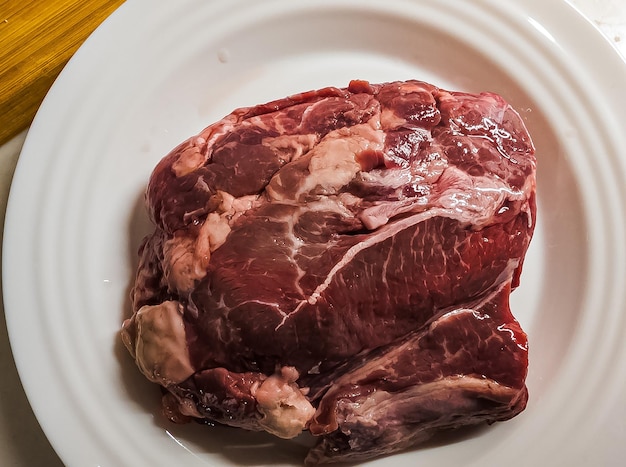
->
[121, 79, 536, 464]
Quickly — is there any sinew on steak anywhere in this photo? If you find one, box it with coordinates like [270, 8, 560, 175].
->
[121, 79, 536, 464]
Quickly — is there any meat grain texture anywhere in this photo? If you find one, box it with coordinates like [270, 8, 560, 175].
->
[121, 79, 536, 464]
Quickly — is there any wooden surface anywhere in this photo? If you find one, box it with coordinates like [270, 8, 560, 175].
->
[0, 0, 125, 145]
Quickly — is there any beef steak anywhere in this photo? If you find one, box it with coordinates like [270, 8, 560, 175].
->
[121, 79, 536, 464]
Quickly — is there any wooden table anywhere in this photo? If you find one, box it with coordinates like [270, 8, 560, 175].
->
[0, 0, 125, 145]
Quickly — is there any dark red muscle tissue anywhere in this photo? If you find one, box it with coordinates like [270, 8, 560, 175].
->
[121, 80, 536, 464]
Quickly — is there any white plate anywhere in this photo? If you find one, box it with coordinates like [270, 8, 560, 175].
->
[4, 0, 626, 465]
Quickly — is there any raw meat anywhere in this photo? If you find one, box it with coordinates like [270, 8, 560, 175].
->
[121, 79, 536, 464]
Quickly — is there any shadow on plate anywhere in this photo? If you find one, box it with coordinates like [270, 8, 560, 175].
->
[114, 188, 164, 415]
